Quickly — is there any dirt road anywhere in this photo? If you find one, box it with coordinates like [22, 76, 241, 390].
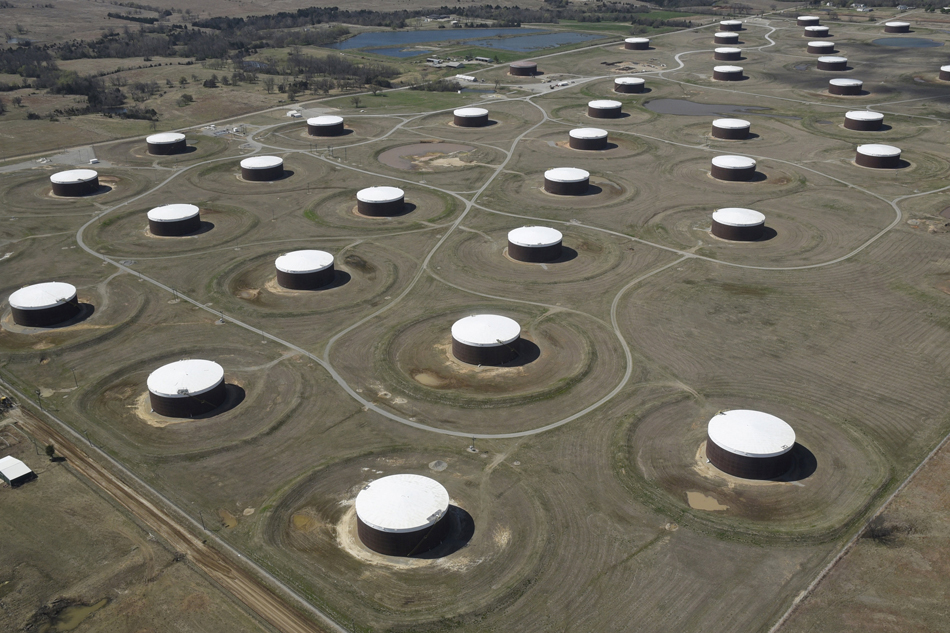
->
[7, 405, 343, 633]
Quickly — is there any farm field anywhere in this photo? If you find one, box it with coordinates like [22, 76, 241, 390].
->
[3, 9, 950, 633]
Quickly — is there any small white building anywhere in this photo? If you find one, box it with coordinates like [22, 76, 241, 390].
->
[0, 456, 35, 487]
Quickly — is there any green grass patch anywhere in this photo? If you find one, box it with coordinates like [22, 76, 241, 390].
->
[326, 88, 470, 111]
[445, 46, 524, 64]
[555, 20, 636, 34]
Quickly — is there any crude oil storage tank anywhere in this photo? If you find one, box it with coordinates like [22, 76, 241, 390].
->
[451, 314, 521, 366]
[147, 204, 201, 236]
[146, 132, 187, 155]
[357, 186, 405, 217]
[307, 115, 345, 137]
[807, 40, 835, 54]
[8, 282, 80, 327]
[855, 144, 901, 168]
[507, 226, 563, 263]
[509, 61, 537, 76]
[710, 155, 757, 181]
[713, 65, 744, 81]
[50, 169, 99, 197]
[714, 47, 742, 61]
[817, 56, 848, 71]
[614, 77, 646, 93]
[706, 409, 796, 479]
[588, 99, 623, 118]
[544, 167, 590, 195]
[624, 37, 650, 50]
[453, 107, 489, 127]
[884, 21, 910, 33]
[711, 208, 766, 241]
[240, 156, 284, 181]
[355, 474, 451, 556]
[147, 359, 227, 417]
[275, 250, 335, 290]
[844, 111, 884, 131]
[711, 118, 751, 140]
[569, 128, 608, 150]
[829, 78, 863, 95]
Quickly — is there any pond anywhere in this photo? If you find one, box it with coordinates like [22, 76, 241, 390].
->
[871, 37, 943, 48]
[327, 28, 542, 51]
[466, 31, 600, 52]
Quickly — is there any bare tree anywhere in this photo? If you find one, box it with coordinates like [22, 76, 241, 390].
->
[263, 76, 276, 93]
[350, 95, 362, 108]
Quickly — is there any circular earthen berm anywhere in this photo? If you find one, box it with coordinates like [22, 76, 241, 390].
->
[147, 359, 227, 418]
[712, 118, 751, 140]
[829, 78, 863, 95]
[544, 167, 590, 195]
[855, 144, 901, 169]
[240, 156, 284, 181]
[715, 32, 739, 45]
[804, 25, 830, 37]
[453, 107, 489, 127]
[147, 203, 201, 236]
[8, 282, 80, 327]
[509, 61, 537, 76]
[706, 409, 796, 480]
[357, 186, 406, 217]
[884, 21, 910, 33]
[713, 65, 744, 81]
[451, 314, 522, 366]
[624, 37, 650, 50]
[146, 132, 187, 155]
[588, 99, 623, 118]
[844, 111, 884, 131]
[307, 115, 345, 137]
[714, 47, 742, 61]
[50, 169, 99, 197]
[275, 250, 336, 290]
[710, 155, 757, 181]
[614, 77, 645, 94]
[817, 56, 848, 71]
[569, 128, 608, 150]
[355, 474, 451, 556]
[507, 226, 563, 263]
[711, 207, 766, 241]
[807, 40, 835, 54]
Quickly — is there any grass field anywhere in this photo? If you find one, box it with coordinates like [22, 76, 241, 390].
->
[3, 8, 950, 633]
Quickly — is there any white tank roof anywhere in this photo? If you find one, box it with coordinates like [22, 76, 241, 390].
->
[146, 132, 186, 145]
[715, 47, 742, 54]
[708, 410, 796, 458]
[275, 250, 334, 274]
[715, 32, 739, 39]
[614, 76, 645, 85]
[9, 282, 77, 311]
[307, 115, 343, 126]
[50, 169, 98, 184]
[545, 167, 590, 183]
[712, 207, 765, 227]
[355, 474, 449, 533]
[0, 455, 32, 481]
[712, 118, 751, 129]
[625, 37, 650, 43]
[818, 56, 847, 63]
[720, 20, 742, 26]
[942, 65, 950, 72]
[857, 144, 901, 157]
[808, 40, 835, 47]
[452, 314, 521, 347]
[240, 156, 283, 170]
[508, 226, 563, 248]
[799, 15, 819, 20]
[712, 155, 756, 169]
[147, 203, 200, 223]
[714, 65, 743, 73]
[357, 186, 405, 204]
[805, 25, 829, 32]
[845, 110, 884, 121]
[830, 78, 863, 87]
[147, 359, 225, 398]
[588, 99, 622, 109]
[453, 107, 488, 118]
[885, 21, 909, 27]
[569, 127, 608, 140]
